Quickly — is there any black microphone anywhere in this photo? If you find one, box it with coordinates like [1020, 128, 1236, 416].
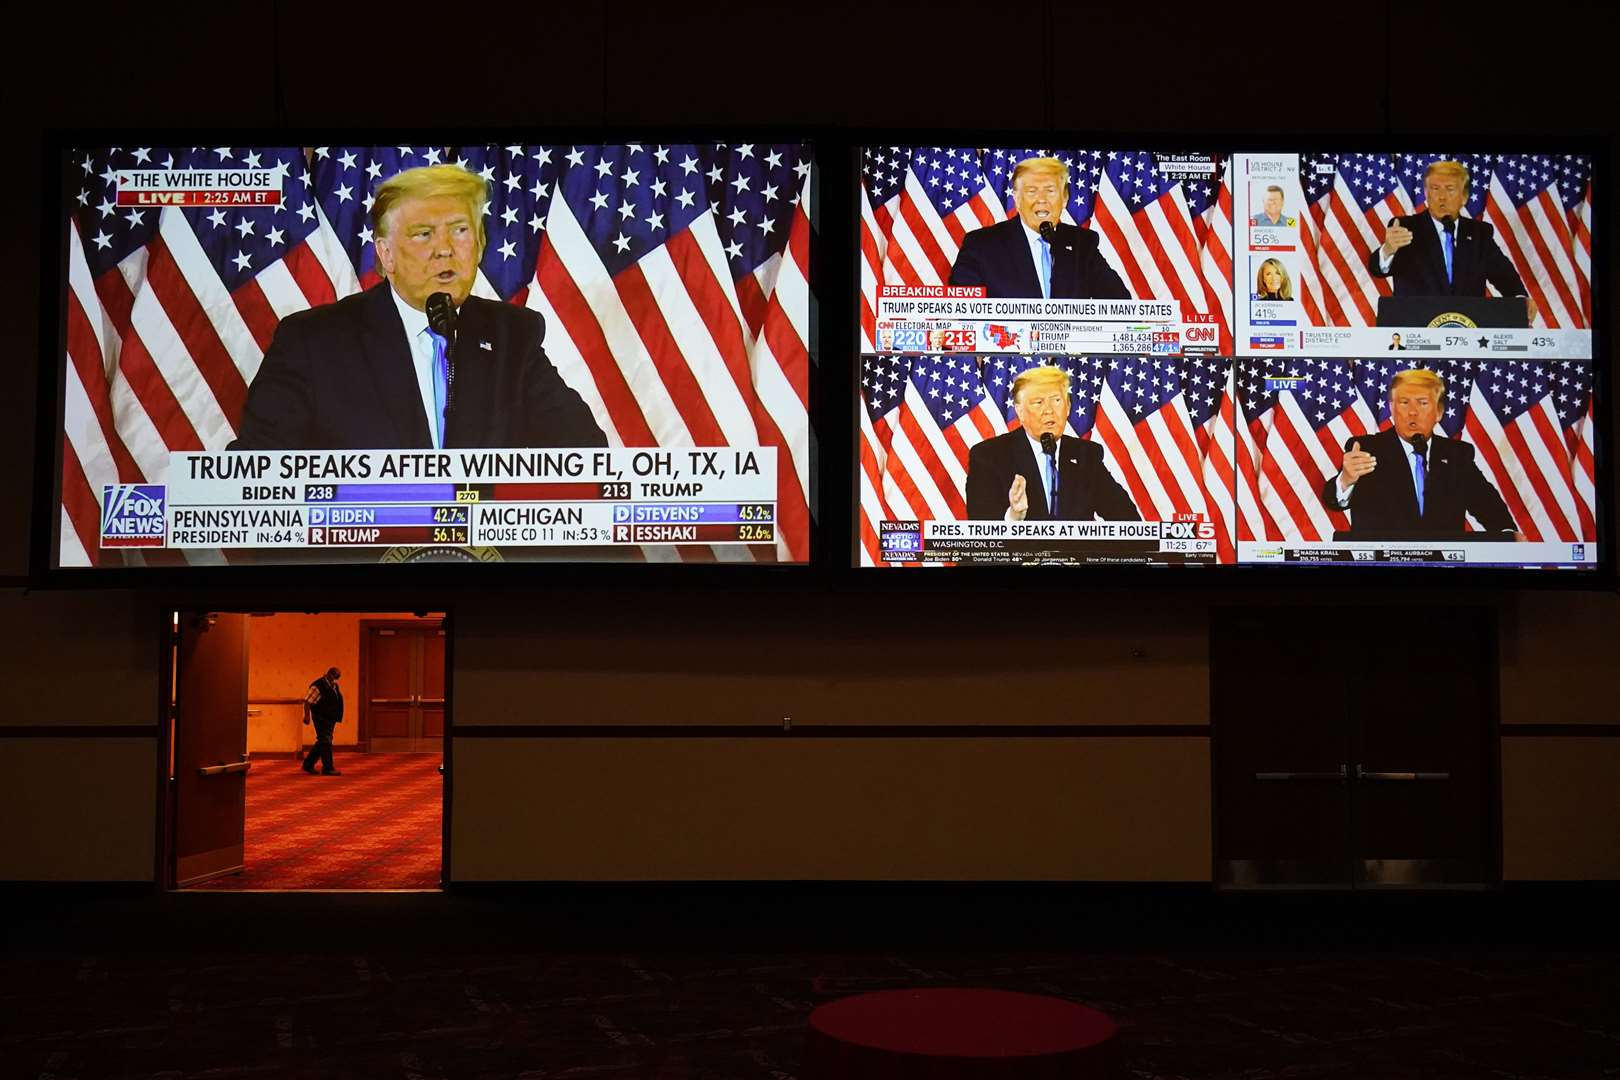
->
[1037, 220, 1075, 298]
[1039, 431, 1058, 457]
[1438, 213, 1456, 237]
[426, 291, 456, 339]
[425, 291, 458, 415]
[1409, 432, 1428, 456]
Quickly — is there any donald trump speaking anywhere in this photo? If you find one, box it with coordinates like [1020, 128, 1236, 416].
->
[965, 365, 1139, 522]
[1368, 160, 1535, 322]
[230, 164, 605, 451]
[1320, 368, 1517, 540]
[948, 156, 1130, 301]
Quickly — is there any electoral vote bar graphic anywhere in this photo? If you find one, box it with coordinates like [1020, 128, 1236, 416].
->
[105, 448, 778, 555]
[56, 141, 812, 568]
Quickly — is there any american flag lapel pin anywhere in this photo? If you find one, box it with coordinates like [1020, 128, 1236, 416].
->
[479, 340, 493, 351]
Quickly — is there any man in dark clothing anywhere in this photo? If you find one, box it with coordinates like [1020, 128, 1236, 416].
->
[302, 667, 344, 776]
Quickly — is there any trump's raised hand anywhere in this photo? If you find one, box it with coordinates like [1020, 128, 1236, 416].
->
[1008, 474, 1029, 521]
[1340, 440, 1377, 487]
[1380, 220, 1414, 257]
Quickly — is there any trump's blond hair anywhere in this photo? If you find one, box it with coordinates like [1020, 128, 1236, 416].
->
[1390, 368, 1446, 407]
[1011, 156, 1070, 190]
[371, 164, 490, 251]
[1011, 364, 1070, 403]
[1423, 160, 1470, 191]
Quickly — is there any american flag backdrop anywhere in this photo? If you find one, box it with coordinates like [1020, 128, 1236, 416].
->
[857, 352, 1238, 565]
[1234, 357, 1596, 544]
[1295, 152, 1593, 330]
[58, 142, 813, 567]
[857, 144, 1237, 566]
[859, 146, 1234, 353]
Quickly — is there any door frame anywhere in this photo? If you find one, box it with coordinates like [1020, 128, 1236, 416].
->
[1208, 604, 1505, 891]
[157, 607, 454, 891]
[155, 609, 178, 889]
[358, 617, 447, 752]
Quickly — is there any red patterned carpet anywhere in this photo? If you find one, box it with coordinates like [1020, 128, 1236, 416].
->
[191, 754, 442, 890]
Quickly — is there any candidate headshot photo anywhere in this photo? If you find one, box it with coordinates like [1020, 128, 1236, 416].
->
[1319, 368, 1518, 540]
[1253, 257, 1294, 301]
[1368, 159, 1535, 321]
[230, 164, 606, 451]
[1249, 184, 1296, 228]
[947, 156, 1130, 301]
[1388, 332, 1407, 350]
[965, 365, 1139, 523]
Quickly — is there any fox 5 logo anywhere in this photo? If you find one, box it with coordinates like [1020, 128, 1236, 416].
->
[1160, 518, 1216, 540]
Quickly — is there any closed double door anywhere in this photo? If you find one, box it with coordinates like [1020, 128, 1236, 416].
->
[364, 621, 445, 753]
[1213, 608, 1498, 888]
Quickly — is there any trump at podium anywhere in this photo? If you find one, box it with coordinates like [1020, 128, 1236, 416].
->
[947, 157, 1129, 301]
[1320, 368, 1518, 540]
[1367, 160, 1535, 322]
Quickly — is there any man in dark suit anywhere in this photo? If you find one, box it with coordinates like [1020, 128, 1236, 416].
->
[301, 667, 343, 776]
[1367, 160, 1535, 322]
[231, 165, 605, 451]
[1319, 369, 1518, 540]
[948, 156, 1129, 300]
[965, 365, 1139, 521]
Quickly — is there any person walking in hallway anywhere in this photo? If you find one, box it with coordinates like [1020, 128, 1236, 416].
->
[302, 667, 344, 776]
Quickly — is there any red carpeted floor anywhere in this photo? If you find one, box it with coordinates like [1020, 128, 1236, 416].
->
[191, 754, 442, 891]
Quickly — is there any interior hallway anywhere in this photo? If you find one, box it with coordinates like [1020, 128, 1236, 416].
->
[191, 754, 440, 891]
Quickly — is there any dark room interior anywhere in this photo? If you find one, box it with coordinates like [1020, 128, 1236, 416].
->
[4, 3, 1618, 1078]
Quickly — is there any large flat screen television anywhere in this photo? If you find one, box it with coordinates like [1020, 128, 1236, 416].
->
[856, 141, 1601, 574]
[44, 138, 814, 574]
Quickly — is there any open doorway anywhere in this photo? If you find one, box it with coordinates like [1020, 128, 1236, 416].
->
[163, 610, 448, 891]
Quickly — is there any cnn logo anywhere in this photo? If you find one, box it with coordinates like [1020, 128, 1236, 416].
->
[1184, 325, 1218, 343]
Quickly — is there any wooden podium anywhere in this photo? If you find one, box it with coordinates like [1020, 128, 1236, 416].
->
[1375, 295, 1530, 328]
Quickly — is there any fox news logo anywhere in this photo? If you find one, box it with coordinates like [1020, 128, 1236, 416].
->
[101, 485, 167, 547]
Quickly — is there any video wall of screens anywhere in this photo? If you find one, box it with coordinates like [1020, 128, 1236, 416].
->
[856, 144, 1599, 571]
[49, 140, 813, 570]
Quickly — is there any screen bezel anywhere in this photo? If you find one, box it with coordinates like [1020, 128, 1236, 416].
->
[31, 127, 829, 588]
